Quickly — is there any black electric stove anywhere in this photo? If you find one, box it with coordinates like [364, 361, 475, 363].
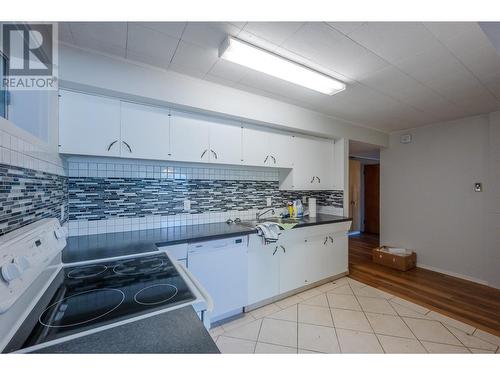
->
[5, 253, 196, 352]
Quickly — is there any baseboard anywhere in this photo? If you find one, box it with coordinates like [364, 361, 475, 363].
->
[417, 262, 491, 287]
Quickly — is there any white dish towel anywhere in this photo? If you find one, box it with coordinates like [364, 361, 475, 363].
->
[255, 222, 281, 244]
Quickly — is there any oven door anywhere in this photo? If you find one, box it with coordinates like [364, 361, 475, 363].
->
[173, 260, 213, 329]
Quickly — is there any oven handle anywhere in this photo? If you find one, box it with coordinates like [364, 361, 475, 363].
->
[176, 261, 214, 313]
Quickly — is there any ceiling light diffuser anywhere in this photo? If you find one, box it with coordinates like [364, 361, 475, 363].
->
[219, 36, 346, 95]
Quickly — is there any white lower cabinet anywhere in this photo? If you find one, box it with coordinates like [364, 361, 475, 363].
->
[247, 223, 350, 307]
[247, 236, 280, 305]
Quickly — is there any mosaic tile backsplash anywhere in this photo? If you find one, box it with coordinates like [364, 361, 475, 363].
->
[66, 157, 344, 235]
[68, 177, 343, 221]
[0, 163, 68, 236]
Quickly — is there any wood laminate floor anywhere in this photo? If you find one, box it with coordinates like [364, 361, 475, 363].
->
[348, 233, 500, 337]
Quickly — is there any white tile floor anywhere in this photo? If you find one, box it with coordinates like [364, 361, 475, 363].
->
[209, 277, 500, 354]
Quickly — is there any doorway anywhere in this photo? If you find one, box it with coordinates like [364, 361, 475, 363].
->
[348, 157, 380, 235]
[363, 164, 380, 234]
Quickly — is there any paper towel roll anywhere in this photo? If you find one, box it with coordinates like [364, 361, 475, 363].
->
[308, 197, 317, 218]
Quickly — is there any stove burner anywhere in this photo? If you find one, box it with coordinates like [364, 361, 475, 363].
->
[134, 284, 179, 306]
[67, 265, 107, 279]
[113, 258, 164, 276]
[38, 288, 125, 328]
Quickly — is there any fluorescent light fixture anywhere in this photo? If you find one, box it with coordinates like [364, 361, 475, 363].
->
[219, 36, 346, 95]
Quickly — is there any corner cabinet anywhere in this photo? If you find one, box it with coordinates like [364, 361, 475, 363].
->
[279, 136, 335, 191]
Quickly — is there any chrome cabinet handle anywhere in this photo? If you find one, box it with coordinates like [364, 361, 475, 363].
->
[270, 155, 276, 164]
[200, 149, 208, 159]
[280, 245, 286, 253]
[107, 140, 118, 151]
[211, 149, 218, 159]
[273, 246, 278, 256]
[316, 176, 321, 183]
[122, 141, 132, 153]
[264, 155, 269, 163]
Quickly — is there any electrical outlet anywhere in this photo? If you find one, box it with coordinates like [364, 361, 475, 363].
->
[184, 200, 191, 210]
[266, 197, 272, 207]
[302, 196, 308, 204]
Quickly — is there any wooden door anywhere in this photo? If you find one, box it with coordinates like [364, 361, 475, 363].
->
[364, 164, 380, 234]
[349, 159, 361, 231]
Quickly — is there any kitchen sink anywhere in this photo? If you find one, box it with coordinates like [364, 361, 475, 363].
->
[239, 217, 301, 228]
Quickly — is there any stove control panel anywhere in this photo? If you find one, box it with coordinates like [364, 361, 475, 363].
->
[0, 219, 67, 314]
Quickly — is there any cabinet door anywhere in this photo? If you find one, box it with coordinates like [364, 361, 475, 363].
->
[305, 235, 336, 283]
[288, 136, 334, 190]
[279, 240, 310, 293]
[241, 127, 270, 167]
[247, 237, 280, 305]
[315, 138, 335, 189]
[268, 132, 293, 168]
[170, 112, 210, 163]
[209, 122, 242, 165]
[59, 90, 121, 157]
[120, 102, 171, 160]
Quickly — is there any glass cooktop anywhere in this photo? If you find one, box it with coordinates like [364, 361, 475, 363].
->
[5, 253, 195, 352]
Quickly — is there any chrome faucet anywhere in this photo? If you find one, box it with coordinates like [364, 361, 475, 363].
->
[256, 208, 275, 220]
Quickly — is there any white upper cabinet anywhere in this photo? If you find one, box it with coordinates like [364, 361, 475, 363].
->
[59, 90, 121, 157]
[58, 91, 343, 190]
[170, 111, 211, 163]
[242, 127, 293, 168]
[170, 111, 242, 165]
[280, 136, 335, 190]
[207, 121, 242, 165]
[120, 102, 171, 161]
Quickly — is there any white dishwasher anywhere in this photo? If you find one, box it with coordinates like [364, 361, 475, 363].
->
[187, 236, 248, 324]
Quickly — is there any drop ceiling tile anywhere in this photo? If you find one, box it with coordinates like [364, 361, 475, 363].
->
[243, 22, 305, 45]
[395, 46, 489, 102]
[348, 22, 444, 64]
[131, 22, 186, 39]
[126, 24, 179, 69]
[169, 41, 218, 78]
[70, 22, 127, 49]
[282, 22, 388, 79]
[423, 22, 480, 45]
[71, 31, 126, 58]
[326, 22, 365, 35]
[181, 22, 242, 50]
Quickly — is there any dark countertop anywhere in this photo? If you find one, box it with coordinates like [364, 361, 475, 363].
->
[63, 214, 351, 263]
[33, 306, 219, 354]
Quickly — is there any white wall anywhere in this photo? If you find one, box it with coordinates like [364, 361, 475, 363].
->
[380, 113, 499, 287]
[58, 44, 388, 147]
[486, 112, 500, 287]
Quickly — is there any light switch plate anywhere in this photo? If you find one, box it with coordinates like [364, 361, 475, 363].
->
[184, 200, 191, 210]
[266, 197, 272, 207]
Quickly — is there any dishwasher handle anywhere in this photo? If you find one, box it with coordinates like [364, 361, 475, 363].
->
[176, 261, 214, 313]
